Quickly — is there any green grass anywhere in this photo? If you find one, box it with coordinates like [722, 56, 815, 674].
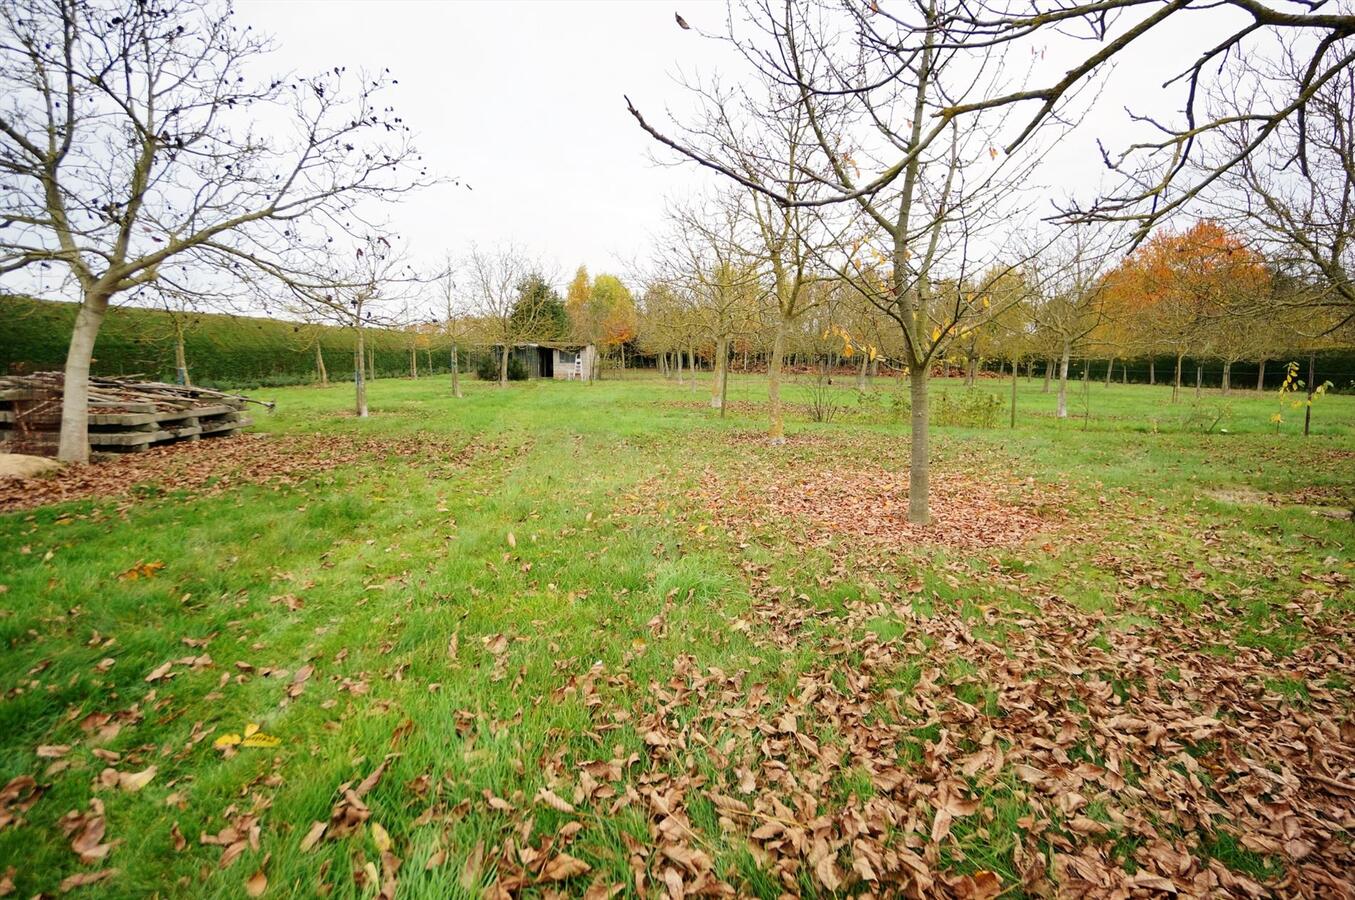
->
[1, 371, 1352, 897]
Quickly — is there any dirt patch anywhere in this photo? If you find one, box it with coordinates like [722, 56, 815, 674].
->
[0, 453, 62, 480]
[1208, 486, 1353, 520]
[0, 433, 473, 513]
[1207, 486, 1271, 506]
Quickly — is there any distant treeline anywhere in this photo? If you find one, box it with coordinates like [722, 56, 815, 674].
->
[2, 297, 456, 390]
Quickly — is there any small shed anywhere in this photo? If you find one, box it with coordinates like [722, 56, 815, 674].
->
[505, 342, 596, 381]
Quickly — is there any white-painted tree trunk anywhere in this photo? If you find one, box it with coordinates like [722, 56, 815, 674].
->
[354, 327, 369, 417]
[57, 293, 110, 463]
[173, 321, 190, 386]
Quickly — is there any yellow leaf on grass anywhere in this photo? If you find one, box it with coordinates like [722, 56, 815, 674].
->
[215, 724, 280, 749]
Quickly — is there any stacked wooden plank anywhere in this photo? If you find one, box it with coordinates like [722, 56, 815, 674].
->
[0, 372, 267, 455]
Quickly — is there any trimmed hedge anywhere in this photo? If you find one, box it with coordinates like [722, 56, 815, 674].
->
[1020, 354, 1355, 393]
[1, 296, 456, 390]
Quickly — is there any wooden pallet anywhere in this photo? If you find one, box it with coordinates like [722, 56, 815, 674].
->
[0, 373, 263, 455]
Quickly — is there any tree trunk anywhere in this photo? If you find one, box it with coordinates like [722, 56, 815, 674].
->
[965, 354, 976, 386]
[451, 343, 462, 398]
[1256, 359, 1267, 392]
[1221, 361, 1231, 394]
[688, 345, 697, 392]
[57, 292, 110, 463]
[1082, 358, 1092, 428]
[908, 368, 930, 525]
[1104, 357, 1113, 387]
[856, 352, 868, 390]
[1056, 343, 1071, 418]
[710, 335, 728, 409]
[1149, 359, 1156, 385]
[1042, 358, 1053, 393]
[316, 342, 328, 386]
[410, 345, 418, 379]
[173, 321, 190, 386]
[675, 349, 684, 384]
[720, 346, 730, 419]
[1010, 358, 1018, 429]
[499, 345, 509, 387]
[1172, 354, 1183, 403]
[768, 317, 787, 444]
[1195, 362, 1203, 398]
[354, 327, 369, 418]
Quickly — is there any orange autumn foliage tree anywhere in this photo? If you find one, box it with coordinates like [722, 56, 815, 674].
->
[1102, 221, 1270, 399]
[566, 267, 638, 377]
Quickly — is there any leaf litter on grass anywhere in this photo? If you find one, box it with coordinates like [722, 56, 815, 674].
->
[0, 433, 480, 513]
[5, 420, 1351, 897]
[591, 436, 1354, 897]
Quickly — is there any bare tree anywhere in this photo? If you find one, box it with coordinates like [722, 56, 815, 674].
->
[788, 1, 1355, 240]
[660, 197, 765, 412]
[1208, 35, 1355, 333]
[437, 256, 473, 399]
[0, 0, 434, 461]
[631, 0, 1068, 523]
[643, 62, 827, 441]
[284, 234, 420, 418]
[463, 244, 546, 386]
[1028, 228, 1114, 418]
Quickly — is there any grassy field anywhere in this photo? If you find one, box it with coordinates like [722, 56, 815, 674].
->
[1, 372, 1352, 898]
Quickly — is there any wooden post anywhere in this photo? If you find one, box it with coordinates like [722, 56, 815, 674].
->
[1010, 358, 1018, 429]
[1304, 352, 1315, 436]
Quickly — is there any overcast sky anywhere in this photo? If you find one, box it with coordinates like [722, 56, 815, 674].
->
[0, 0, 1268, 310]
[235, 0, 733, 283]
[5, 0, 1246, 305]
[229, 0, 1240, 287]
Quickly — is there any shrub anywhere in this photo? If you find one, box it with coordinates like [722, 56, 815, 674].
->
[475, 350, 527, 381]
[934, 388, 1003, 428]
[1180, 399, 1233, 434]
[804, 372, 841, 423]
